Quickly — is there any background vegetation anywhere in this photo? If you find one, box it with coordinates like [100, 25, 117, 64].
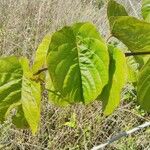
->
[0, 0, 150, 149]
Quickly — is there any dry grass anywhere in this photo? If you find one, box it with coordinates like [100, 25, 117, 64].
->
[0, 0, 150, 149]
[1, 98, 150, 150]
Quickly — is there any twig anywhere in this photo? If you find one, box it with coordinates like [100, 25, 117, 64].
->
[33, 67, 48, 76]
[33, 51, 150, 76]
[106, 35, 113, 43]
[91, 122, 150, 150]
[125, 51, 150, 57]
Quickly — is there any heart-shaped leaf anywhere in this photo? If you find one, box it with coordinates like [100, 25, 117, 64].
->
[47, 22, 109, 104]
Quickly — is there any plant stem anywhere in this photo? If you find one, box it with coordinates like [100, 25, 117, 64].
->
[33, 52, 150, 76]
[106, 35, 113, 43]
[125, 51, 150, 57]
[33, 67, 48, 76]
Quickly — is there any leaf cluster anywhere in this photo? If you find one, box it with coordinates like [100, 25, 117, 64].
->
[0, 0, 150, 134]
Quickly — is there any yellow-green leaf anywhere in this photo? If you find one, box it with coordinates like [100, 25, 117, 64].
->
[142, 0, 150, 22]
[12, 105, 29, 129]
[32, 34, 51, 74]
[100, 45, 127, 115]
[126, 57, 138, 83]
[107, 0, 128, 27]
[47, 22, 109, 104]
[0, 57, 41, 134]
[111, 16, 150, 52]
[0, 56, 22, 122]
[137, 58, 150, 111]
[45, 73, 69, 107]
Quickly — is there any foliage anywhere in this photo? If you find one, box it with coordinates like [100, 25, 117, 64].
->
[0, 0, 150, 134]
[47, 22, 109, 104]
[137, 59, 150, 111]
[107, 0, 128, 27]
[0, 57, 41, 134]
[111, 16, 150, 52]
[99, 45, 127, 115]
[142, 0, 150, 22]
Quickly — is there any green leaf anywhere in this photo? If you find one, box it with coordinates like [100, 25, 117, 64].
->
[142, 0, 150, 22]
[0, 56, 22, 122]
[32, 34, 51, 74]
[100, 45, 127, 115]
[47, 22, 109, 104]
[127, 64, 138, 83]
[20, 58, 41, 134]
[126, 57, 138, 83]
[0, 56, 41, 134]
[137, 58, 150, 111]
[111, 16, 150, 52]
[45, 73, 69, 107]
[134, 56, 145, 69]
[107, 0, 128, 26]
[12, 105, 29, 129]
